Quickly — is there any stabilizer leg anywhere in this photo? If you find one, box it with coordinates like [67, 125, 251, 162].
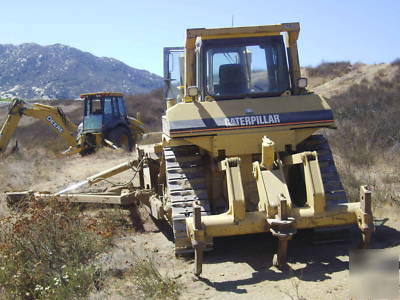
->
[192, 204, 205, 276]
[358, 186, 374, 249]
[269, 196, 296, 269]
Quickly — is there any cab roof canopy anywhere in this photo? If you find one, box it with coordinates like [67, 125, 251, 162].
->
[183, 22, 301, 92]
[80, 92, 124, 99]
[186, 22, 299, 41]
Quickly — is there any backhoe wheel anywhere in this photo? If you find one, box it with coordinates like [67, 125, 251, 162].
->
[79, 146, 96, 156]
[108, 126, 134, 152]
[79, 133, 97, 156]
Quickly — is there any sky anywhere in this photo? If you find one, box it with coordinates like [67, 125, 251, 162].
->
[0, 0, 399, 76]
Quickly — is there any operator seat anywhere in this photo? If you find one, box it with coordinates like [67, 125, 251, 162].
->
[218, 64, 249, 95]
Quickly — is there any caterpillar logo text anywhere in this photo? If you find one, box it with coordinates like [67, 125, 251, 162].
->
[46, 116, 64, 133]
[224, 114, 280, 127]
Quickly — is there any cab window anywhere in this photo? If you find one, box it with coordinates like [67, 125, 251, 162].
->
[90, 99, 102, 115]
[112, 97, 119, 116]
[204, 36, 290, 99]
[164, 48, 184, 101]
[117, 97, 127, 116]
[103, 97, 113, 115]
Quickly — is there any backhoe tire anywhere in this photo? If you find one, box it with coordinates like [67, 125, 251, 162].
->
[108, 126, 134, 152]
[79, 133, 97, 156]
[79, 146, 96, 156]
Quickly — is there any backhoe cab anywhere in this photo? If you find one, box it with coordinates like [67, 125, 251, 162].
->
[79, 92, 144, 153]
[81, 92, 129, 133]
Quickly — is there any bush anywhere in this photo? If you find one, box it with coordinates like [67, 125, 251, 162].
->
[306, 61, 352, 78]
[127, 257, 181, 300]
[0, 199, 116, 299]
[391, 58, 400, 66]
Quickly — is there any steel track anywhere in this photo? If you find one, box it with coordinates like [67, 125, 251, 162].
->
[298, 134, 347, 205]
[164, 145, 212, 254]
[298, 134, 350, 243]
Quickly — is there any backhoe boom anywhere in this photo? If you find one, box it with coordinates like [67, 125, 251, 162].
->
[0, 99, 80, 153]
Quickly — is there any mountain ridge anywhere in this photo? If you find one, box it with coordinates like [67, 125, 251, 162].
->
[0, 43, 162, 99]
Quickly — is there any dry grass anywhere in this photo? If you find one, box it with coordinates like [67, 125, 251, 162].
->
[0, 198, 118, 299]
[391, 58, 400, 66]
[125, 88, 164, 131]
[322, 64, 400, 206]
[304, 61, 356, 87]
[0, 149, 60, 192]
[0, 149, 180, 298]
[123, 257, 182, 300]
[306, 61, 353, 78]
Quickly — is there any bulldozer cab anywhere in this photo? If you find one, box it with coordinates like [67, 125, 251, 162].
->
[163, 23, 305, 102]
[81, 92, 128, 133]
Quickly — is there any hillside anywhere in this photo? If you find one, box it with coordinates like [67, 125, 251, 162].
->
[304, 61, 400, 207]
[0, 43, 162, 99]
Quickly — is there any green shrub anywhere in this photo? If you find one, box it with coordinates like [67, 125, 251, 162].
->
[0, 199, 115, 299]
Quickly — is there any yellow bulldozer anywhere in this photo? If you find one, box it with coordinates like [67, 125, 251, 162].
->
[6, 23, 375, 276]
[148, 22, 374, 273]
[0, 92, 144, 155]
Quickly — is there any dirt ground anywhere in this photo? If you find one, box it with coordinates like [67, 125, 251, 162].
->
[95, 205, 399, 300]
[1, 145, 397, 300]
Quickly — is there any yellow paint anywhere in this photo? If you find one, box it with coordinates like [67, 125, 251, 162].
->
[221, 158, 246, 221]
[201, 32, 280, 40]
[261, 136, 275, 170]
[183, 96, 193, 103]
[0, 99, 79, 153]
[185, 202, 361, 237]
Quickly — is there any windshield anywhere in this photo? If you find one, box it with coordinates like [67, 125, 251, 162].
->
[204, 36, 290, 99]
[83, 98, 103, 132]
[83, 115, 102, 132]
[85, 99, 102, 116]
